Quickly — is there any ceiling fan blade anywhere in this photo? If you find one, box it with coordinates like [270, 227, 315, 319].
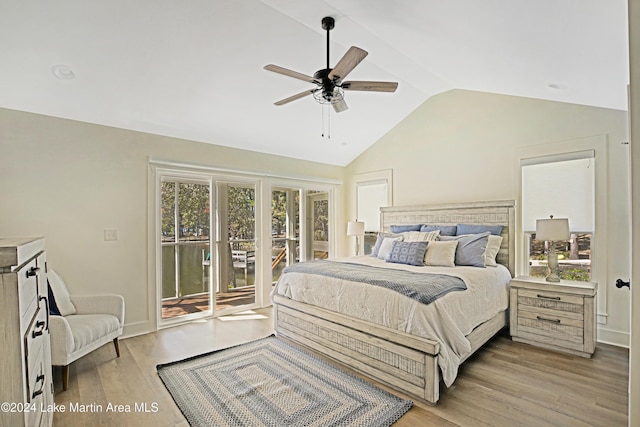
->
[274, 89, 316, 106]
[328, 46, 368, 83]
[342, 81, 398, 92]
[332, 98, 348, 113]
[264, 64, 320, 84]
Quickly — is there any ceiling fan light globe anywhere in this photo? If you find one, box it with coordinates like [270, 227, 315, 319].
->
[313, 87, 344, 105]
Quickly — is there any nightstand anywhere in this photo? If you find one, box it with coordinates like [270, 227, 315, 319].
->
[509, 276, 597, 358]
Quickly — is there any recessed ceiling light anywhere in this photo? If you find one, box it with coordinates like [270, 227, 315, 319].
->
[548, 83, 568, 90]
[51, 64, 75, 80]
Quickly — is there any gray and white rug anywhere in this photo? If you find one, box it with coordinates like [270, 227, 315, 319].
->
[157, 335, 412, 427]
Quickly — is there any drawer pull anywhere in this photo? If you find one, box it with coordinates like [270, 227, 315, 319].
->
[32, 374, 46, 399]
[31, 321, 46, 338]
[26, 266, 40, 278]
[536, 315, 561, 324]
[537, 294, 561, 300]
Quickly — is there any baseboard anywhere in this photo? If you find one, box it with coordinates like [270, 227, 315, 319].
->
[122, 320, 153, 339]
[597, 327, 630, 348]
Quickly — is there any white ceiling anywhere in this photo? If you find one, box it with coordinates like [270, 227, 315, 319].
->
[0, 1, 629, 166]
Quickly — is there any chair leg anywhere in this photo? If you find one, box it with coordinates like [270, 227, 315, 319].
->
[113, 337, 120, 357]
[62, 365, 69, 391]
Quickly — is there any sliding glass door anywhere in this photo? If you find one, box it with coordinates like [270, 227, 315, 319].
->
[160, 179, 212, 321]
[216, 182, 257, 311]
[154, 163, 337, 326]
[271, 188, 301, 284]
[159, 176, 260, 324]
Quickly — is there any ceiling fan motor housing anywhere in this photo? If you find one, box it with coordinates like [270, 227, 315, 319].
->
[313, 68, 337, 100]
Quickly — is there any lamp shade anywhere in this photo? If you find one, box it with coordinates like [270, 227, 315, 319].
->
[535, 217, 570, 241]
[347, 221, 365, 236]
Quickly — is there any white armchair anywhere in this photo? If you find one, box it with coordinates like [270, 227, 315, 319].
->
[47, 270, 125, 391]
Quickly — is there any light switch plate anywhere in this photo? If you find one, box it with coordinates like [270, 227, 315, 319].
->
[104, 229, 118, 241]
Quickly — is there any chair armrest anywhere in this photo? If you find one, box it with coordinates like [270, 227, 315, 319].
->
[49, 316, 74, 365]
[70, 294, 125, 326]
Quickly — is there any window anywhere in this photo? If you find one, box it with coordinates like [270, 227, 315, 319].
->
[355, 170, 392, 255]
[521, 151, 594, 281]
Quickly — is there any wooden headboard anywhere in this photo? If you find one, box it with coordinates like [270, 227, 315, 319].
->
[380, 200, 516, 276]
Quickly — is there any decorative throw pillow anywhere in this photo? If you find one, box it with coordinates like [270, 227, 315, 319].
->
[456, 224, 504, 236]
[385, 241, 429, 266]
[424, 241, 458, 267]
[440, 232, 491, 267]
[420, 224, 457, 236]
[484, 235, 503, 267]
[377, 236, 404, 260]
[47, 269, 76, 316]
[390, 224, 422, 233]
[401, 230, 440, 242]
[47, 282, 61, 316]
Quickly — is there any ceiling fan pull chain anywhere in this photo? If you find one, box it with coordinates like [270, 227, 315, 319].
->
[320, 105, 332, 139]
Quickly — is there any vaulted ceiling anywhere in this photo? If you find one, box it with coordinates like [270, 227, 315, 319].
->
[0, 1, 629, 166]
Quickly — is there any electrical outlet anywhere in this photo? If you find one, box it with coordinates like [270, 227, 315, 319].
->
[104, 229, 118, 241]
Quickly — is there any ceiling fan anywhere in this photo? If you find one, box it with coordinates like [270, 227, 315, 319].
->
[264, 16, 398, 113]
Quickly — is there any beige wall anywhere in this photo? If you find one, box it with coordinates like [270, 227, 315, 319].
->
[346, 89, 631, 346]
[0, 107, 344, 335]
[1, 88, 632, 347]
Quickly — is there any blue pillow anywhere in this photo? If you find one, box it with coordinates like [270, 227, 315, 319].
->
[385, 241, 429, 266]
[390, 224, 422, 233]
[456, 224, 503, 236]
[440, 232, 490, 267]
[420, 224, 457, 236]
[47, 280, 61, 316]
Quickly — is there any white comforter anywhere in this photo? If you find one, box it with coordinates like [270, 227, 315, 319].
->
[271, 256, 511, 386]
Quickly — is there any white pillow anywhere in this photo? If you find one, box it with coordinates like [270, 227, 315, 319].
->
[485, 235, 503, 267]
[47, 269, 76, 316]
[424, 241, 458, 267]
[377, 237, 403, 260]
[402, 230, 440, 242]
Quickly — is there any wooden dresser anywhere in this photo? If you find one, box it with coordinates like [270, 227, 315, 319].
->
[0, 238, 54, 427]
[509, 275, 597, 358]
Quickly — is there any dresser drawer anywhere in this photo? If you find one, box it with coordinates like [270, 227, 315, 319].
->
[517, 310, 584, 345]
[518, 288, 584, 306]
[24, 305, 48, 401]
[25, 345, 45, 427]
[18, 258, 40, 318]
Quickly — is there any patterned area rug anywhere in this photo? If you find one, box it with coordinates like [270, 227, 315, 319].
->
[157, 335, 412, 427]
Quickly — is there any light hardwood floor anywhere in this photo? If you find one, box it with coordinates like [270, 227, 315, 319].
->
[52, 308, 629, 426]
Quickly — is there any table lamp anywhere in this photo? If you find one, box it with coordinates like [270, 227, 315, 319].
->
[535, 215, 570, 282]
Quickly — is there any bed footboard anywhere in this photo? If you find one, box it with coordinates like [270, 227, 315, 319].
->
[272, 295, 441, 404]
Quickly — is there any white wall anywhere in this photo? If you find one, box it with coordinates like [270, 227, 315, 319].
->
[345, 89, 631, 346]
[0, 107, 344, 336]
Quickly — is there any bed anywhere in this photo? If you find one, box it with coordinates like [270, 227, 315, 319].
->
[271, 200, 516, 405]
